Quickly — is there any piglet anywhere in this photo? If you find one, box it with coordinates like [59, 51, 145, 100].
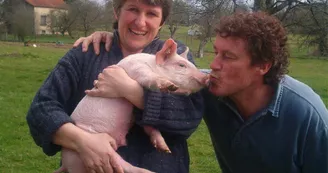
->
[54, 39, 208, 173]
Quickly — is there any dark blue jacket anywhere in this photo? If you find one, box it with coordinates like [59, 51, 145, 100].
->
[26, 31, 204, 173]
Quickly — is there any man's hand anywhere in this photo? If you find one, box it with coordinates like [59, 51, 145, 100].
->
[73, 31, 113, 55]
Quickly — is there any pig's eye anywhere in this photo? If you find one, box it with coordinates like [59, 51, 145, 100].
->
[179, 64, 186, 68]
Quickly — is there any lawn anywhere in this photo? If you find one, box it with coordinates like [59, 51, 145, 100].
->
[0, 31, 327, 173]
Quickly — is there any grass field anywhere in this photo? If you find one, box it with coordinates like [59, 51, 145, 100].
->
[0, 30, 327, 173]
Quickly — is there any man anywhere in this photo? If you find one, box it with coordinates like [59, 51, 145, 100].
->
[202, 12, 328, 173]
[76, 11, 328, 173]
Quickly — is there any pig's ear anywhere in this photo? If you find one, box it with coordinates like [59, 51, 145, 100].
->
[180, 47, 189, 59]
[156, 39, 177, 65]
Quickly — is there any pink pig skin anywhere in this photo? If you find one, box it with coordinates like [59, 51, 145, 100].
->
[55, 39, 208, 173]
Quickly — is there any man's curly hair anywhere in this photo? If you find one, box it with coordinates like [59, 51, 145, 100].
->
[215, 12, 289, 85]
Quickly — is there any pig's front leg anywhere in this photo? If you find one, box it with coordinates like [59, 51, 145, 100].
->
[124, 63, 179, 92]
[131, 72, 174, 153]
[135, 73, 179, 92]
[143, 126, 171, 153]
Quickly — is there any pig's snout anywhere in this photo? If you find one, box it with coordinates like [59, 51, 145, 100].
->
[195, 72, 210, 87]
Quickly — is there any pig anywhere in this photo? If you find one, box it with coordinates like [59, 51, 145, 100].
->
[54, 39, 208, 173]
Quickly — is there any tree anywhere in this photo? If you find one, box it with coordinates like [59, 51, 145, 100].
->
[284, 2, 328, 56]
[191, 0, 234, 58]
[237, 0, 328, 57]
[0, 0, 22, 35]
[48, 8, 78, 37]
[167, 0, 190, 38]
[10, 4, 34, 42]
[96, 0, 115, 31]
[74, 0, 101, 36]
[49, 0, 103, 38]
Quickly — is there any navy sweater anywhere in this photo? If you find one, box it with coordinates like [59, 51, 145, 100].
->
[26, 31, 204, 173]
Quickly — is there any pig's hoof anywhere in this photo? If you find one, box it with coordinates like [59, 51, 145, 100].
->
[157, 147, 171, 154]
[167, 84, 178, 91]
[152, 139, 171, 154]
[155, 79, 178, 92]
[164, 149, 172, 154]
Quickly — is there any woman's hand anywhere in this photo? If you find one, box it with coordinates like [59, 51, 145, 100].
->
[85, 65, 145, 109]
[86, 65, 133, 98]
[53, 123, 123, 173]
[77, 132, 123, 173]
[73, 31, 113, 55]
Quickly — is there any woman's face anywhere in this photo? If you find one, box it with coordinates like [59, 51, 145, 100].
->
[116, 0, 163, 55]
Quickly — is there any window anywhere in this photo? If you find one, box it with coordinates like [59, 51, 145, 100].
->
[40, 15, 47, 26]
[41, 30, 46, 34]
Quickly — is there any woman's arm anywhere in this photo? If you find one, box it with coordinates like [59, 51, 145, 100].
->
[85, 65, 145, 109]
[79, 34, 205, 138]
[26, 46, 123, 173]
[26, 49, 81, 155]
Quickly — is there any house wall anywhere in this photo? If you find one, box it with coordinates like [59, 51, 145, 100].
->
[34, 7, 66, 35]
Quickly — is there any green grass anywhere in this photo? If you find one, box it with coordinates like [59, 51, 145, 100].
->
[0, 43, 67, 173]
[0, 29, 327, 173]
[288, 58, 328, 104]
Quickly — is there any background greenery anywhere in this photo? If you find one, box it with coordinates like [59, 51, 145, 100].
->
[0, 26, 327, 173]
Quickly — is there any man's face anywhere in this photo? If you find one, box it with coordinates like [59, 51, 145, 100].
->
[116, 0, 163, 53]
[209, 35, 264, 97]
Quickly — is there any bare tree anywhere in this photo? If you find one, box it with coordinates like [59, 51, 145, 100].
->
[97, 0, 115, 31]
[75, 0, 101, 37]
[167, 0, 190, 38]
[233, 0, 328, 57]
[251, 0, 328, 57]
[284, 1, 328, 56]
[191, 0, 234, 58]
[48, 0, 103, 38]
[48, 9, 77, 36]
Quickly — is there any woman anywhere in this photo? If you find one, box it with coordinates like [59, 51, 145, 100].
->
[26, 0, 204, 173]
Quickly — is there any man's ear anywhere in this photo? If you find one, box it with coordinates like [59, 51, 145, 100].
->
[257, 62, 272, 75]
[113, 9, 118, 20]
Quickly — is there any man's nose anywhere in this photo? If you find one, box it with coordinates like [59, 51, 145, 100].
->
[210, 56, 222, 70]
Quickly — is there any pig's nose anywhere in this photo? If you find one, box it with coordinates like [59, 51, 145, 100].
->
[201, 74, 210, 86]
[195, 73, 210, 86]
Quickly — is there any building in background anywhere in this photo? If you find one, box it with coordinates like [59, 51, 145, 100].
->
[25, 0, 67, 35]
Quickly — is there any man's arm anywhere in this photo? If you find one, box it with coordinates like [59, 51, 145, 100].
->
[302, 119, 328, 172]
[73, 31, 113, 55]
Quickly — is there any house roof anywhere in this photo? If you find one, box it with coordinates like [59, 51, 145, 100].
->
[25, 0, 67, 9]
